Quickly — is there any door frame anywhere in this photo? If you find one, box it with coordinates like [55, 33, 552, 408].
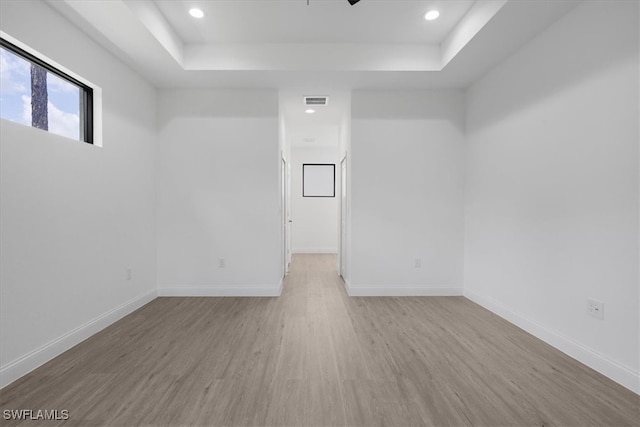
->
[281, 156, 291, 276]
[339, 154, 347, 279]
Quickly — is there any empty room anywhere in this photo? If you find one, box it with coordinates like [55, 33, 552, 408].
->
[0, 0, 638, 426]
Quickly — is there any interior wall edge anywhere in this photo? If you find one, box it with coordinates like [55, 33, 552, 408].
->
[463, 288, 640, 395]
[157, 285, 283, 298]
[292, 249, 338, 254]
[345, 285, 463, 297]
[0, 290, 157, 390]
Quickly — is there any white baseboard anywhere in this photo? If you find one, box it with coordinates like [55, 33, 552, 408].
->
[158, 284, 282, 297]
[345, 283, 463, 297]
[463, 288, 639, 395]
[0, 290, 157, 389]
[343, 279, 352, 295]
[292, 249, 337, 254]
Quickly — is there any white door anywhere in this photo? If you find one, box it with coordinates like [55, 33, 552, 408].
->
[339, 156, 347, 278]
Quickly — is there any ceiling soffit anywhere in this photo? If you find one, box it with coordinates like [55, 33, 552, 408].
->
[56, 0, 508, 72]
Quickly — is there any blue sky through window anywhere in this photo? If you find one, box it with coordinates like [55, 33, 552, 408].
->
[1, 46, 80, 140]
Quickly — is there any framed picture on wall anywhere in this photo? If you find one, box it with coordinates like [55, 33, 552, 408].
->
[303, 164, 335, 197]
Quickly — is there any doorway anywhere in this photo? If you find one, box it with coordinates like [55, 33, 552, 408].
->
[278, 90, 350, 281]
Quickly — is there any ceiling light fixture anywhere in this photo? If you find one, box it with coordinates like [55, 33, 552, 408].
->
[305, 109, 316, 114]
[189, 8, 205, 18]
[424, 10, 440, 21]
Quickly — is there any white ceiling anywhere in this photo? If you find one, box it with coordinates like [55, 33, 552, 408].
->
[45, 0, 582, 145]
[46, 0, 582, 89]
[154, 0, 476, 44]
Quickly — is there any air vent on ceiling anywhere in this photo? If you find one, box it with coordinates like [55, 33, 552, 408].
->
[304, 96, 329, 106]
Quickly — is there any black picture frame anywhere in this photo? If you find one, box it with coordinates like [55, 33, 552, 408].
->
[302, 163, 335, 197]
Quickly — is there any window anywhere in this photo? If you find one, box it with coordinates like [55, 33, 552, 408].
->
[303, 164, 335, 197]
[0, 37, 93, 144]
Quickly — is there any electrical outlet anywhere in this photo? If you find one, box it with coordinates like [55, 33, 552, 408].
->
[126, 268, 132, 281]
[414, 258, 422, 268]
[587, 298, 604, 320]
[219, 258, 226, 268]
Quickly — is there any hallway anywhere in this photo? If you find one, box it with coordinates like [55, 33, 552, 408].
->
[1, 254, 637, 426]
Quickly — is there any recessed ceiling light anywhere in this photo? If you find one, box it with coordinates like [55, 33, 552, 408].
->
[189, 8, 204, 18]
[424, 10, 440, 21]
[305, 109, 316, 114]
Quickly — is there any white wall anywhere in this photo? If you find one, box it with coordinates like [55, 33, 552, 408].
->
[0, 1, 157, 387]
[291, 143, 339, 253]
[156, 89, 282, 296]
[464, 0, 639, 393]
[350, 90, 466, 295]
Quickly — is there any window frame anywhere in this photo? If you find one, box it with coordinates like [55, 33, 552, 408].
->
[0, 37, 94, 144]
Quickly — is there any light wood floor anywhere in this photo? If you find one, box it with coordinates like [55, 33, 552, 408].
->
[1, 254, 638, 426]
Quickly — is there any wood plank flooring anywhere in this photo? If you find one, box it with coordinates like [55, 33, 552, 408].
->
[1, 254, 638, 426]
